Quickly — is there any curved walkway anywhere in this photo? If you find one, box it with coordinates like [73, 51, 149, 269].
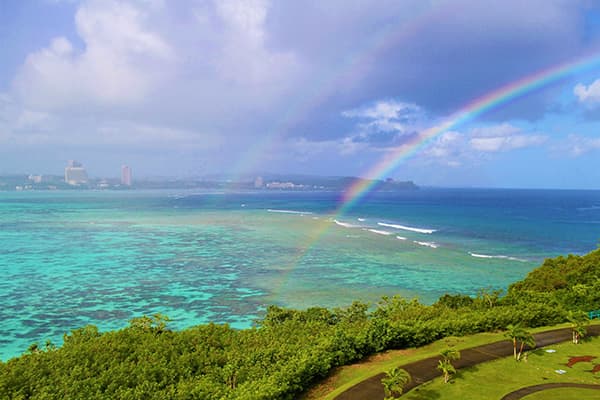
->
[334, 325, 600, 400]
[500, 383, 600, 399]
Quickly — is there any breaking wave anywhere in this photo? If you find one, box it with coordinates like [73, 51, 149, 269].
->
[378, 222, 436, 234]
[367, 229, 393, 236]
[469, 252, 526, 262]
[267, 209, 313, 215]
[413, 241, 439, 249]
[334, 219, 361, 228]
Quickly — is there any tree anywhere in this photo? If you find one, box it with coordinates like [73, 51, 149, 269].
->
[476, 288, 502, 308]
[567, 311, 589, 344]
[381, 367, 411, 399]
[438, 348, 461, 383]
[516, 330, 535, 361]
[505, 324, 535, 361]
[129, 313, 171, 333]
[437, 359, 456, 384]
[505, 324, 523, 360]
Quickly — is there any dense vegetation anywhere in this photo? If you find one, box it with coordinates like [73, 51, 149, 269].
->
[509, 248, 600, 310]
[1, 249, 599, 399]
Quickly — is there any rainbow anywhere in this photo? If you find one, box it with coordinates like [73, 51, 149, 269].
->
[264, 50, 600, 302]
[338, 51, 600, 213]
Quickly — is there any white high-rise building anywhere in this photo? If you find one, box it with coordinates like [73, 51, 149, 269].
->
[64, 160, 88, 185]
[121, 165, 132, 186]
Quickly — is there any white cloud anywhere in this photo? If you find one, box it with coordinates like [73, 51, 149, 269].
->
[209, 0, 299, 86]
[426, 131, 464, 158]
[343, 103, 548, 163]
[14, 0, 174, 109]
[342, 100, 423, 124]
[574, 79, 600, 105]
[469, 123, 521, 138]
[468, 124, 547, 152]
[343, 100, 416, 119]
[341, 100, 425, 148]
[562, 134, 600, 156]
[469, 135, 546, 152]
[415, 123, 549, 169]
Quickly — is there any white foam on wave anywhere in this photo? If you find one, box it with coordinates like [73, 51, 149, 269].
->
[368, 229, 393, 236]
[378, 222, 436, 234]
[267, 209, 313, 215]
[358, 218, 366, 222]
[396, 236, 407, 241]
[413, 241, 438, 249]
[469, 252, 526, 262]
[334, 219, 361, 228]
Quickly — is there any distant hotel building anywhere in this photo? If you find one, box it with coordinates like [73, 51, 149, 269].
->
[121, 165, 132, 186]
[64, 160, 88, 185]
[28, 174, 43, 184]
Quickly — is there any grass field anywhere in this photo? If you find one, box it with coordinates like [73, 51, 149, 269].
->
[303, 321, 600, 400]
[403, 335, 600, 399]
[522, 387, 600, 400]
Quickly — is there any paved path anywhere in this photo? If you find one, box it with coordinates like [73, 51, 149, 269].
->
[500, 383, 600, 399]
[334, 325, 600, 400]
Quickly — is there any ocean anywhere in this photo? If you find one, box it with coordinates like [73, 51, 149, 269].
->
[1, 188, 599, 360]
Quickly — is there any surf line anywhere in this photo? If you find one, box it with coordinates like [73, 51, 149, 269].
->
[265, 50, 600, 302]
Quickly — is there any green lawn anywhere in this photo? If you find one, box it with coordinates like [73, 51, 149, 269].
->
[523, 388, 600, 400]
[403, 335, 600, 400]
[304, 321, 600, 400]
[303, 331, 514, 400]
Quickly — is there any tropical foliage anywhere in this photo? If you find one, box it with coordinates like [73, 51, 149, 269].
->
[438, 348, 461, 383]
[567, 310, 589, 344]
[381, 367, 411, 399]
[504, 324, 535, 361]
[0, 249, 598, 399]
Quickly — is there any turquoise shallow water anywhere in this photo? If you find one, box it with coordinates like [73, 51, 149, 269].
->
[1, 189, 599, 360]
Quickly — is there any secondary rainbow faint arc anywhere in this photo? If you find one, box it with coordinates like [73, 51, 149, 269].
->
[227, 1, 452, 182]
[265, 50, 600, 301]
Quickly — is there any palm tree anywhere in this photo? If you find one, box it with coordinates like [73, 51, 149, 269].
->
[505, 324, 526, 360]
[438, 348, 461, 383]
[381, 367, 411, 399]
[437, 359, 457, 383]
[440, 348, 461, 363]
[516, 330, 535, 361]
[567, 311, 589, 344]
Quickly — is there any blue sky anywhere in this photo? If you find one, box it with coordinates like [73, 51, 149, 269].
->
[1, 0, 600, 188]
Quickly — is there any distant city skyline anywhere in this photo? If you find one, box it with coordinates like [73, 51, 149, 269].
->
[1, 1, 600, 188]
